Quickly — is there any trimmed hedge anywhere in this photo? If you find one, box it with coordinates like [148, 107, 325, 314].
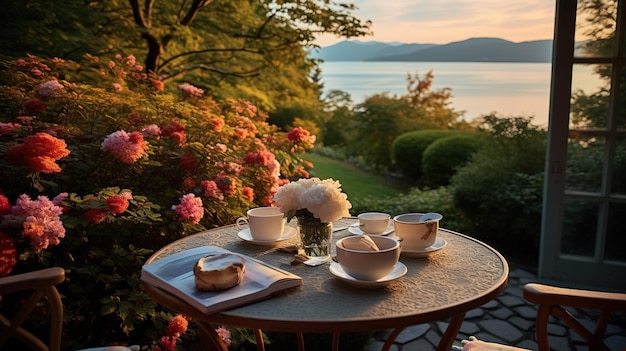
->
[422, 132, 486, 186]
[391, 129, 462, 180]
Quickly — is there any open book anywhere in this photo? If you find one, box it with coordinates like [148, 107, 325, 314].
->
[141, 246, 302, 314]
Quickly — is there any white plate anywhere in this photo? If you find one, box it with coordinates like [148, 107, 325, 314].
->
[329, 261, 407, 288]
[237, 226, 296, 245]
[348, 222, 395, 236]
[401, 237, 447, 258]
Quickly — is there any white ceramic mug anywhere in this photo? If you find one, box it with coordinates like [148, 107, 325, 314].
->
[357, 212, 391, 234]
[236, 207, 285, 241]
[393, 213, 442, 251]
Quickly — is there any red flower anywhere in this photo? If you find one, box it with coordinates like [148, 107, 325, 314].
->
[106, 195, 130, 214]
[0, 231, 18, 277]
[243, 150, 276, 167]
[152, 80, 164, 91]
[0, 195, 11, 215]
[215, 173, 237, 195]
[24, 98, 46, 114]
[85, 209, 106, 224]
[211, 118, 225, 132]
[6, 133, 71, 173]
[287, 126, 311, 142]
[182, 177, 196, 189]
[161, 120, 187, 143]
[179, 153, 198, 171]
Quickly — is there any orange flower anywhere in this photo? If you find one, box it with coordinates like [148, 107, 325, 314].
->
[106, 195, 130, 214]
[165, 315, 188, 337]
[6, 133, 70, 173]
[0, 231, 17, 277]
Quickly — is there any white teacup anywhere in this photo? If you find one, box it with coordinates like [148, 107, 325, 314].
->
[335, 235, 400, 281]
[393, 213, 442, 251]
[236, 207, 286, 241]
[357, 212, 391, 234]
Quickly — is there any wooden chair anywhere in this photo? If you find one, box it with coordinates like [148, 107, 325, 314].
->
[523, 283, 626, 351]
[456, 283, 626, 351]
[0, 267, 65, 351]
[0, 267, 138, 351]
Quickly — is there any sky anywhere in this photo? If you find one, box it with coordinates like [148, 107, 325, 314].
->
[315, 0, 556, 47]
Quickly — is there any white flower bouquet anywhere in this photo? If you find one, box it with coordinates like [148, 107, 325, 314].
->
[272, 177, 352, 223]
[273, 178, 352, 257]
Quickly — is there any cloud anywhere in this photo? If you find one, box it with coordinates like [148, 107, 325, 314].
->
[324, 0, 556, 45]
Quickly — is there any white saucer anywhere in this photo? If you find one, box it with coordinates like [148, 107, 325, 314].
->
[401, 237, 447, 258]
[348, 222, 395, 236]
[237, 226, 296, 245]
[329, 261, 407, 288]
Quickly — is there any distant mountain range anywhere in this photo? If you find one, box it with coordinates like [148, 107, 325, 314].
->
[311, 37, 553, 62]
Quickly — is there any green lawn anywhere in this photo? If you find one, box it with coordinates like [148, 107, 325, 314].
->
[302, 153, 407, 202]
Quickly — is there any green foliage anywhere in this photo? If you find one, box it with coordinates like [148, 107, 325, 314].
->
[0, 54, 313, 348]
[450, 115, 546, 255]
[422, 132, 486, 186]
[348, 94, 419, 170]
[349, 187, 473, 235]
[0, 0, 371, 132]
[391, 129, 460, 180]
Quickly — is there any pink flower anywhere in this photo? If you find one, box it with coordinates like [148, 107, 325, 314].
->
[141, 124, 161, 139]
[37, 79, 64, 97]
[111, 83, 123, 92]
[287, 127, 315, 145]
[172, 194, 204, 224]
[200, 180, 223, 200]
[124, 55, 136, 66]
[178, 83, 204, 97]
[101, 130, 149, 164]
[242, 186, 254, 202]
[214, 143, 227, 152]
[0, 123, 17, 135]
[215, 327, 231, 347]
[155, 336, 177, 351]
[8, 194, 66, 251]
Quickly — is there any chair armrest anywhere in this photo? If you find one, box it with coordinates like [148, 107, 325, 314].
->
[523, 283, 626, 311]
[0, 267, 65, 294]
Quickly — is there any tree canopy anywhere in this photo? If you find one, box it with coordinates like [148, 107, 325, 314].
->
[0, 0, 372, 112]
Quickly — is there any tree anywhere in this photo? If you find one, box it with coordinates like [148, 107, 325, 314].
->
[0, 0, 372, 116]
[402, 71, 463, 128]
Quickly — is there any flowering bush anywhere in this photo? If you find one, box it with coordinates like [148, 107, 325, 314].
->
[0, 54, 314, 348]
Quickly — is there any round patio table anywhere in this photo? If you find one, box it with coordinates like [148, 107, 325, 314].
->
[142, 217, 509, 351]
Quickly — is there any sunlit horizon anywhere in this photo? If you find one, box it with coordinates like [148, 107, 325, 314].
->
[315, 0, 556, 47]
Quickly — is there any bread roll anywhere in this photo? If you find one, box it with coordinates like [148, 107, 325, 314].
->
[194, 253, 245, 291]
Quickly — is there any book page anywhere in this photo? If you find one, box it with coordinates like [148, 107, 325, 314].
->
[141, 246, 302, 314]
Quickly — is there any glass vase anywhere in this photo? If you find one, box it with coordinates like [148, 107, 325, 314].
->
[297, 217, 332, 259]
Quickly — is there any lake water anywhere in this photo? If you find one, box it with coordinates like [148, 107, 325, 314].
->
[318, 61, 602, 127]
